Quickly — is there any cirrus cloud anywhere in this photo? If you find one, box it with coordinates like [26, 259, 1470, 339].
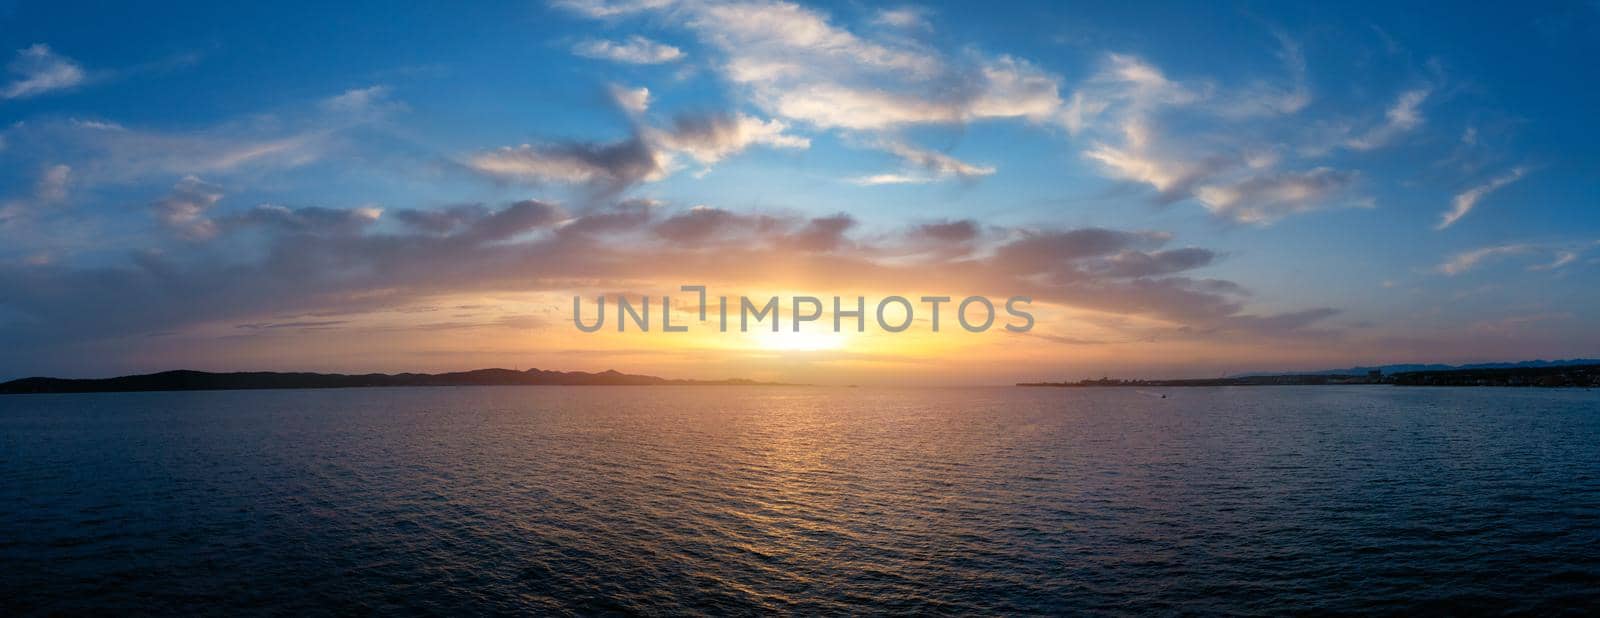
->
[573, 35, 685, 64]
[2, 44, 86, 99]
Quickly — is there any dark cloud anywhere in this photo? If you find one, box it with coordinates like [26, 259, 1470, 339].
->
[786, 213, 854, 252]
[0, 200, 1340, 372]
[1095, 248, 1217, 278]
[557, 199, 655, 237]
[224, 204, 383, 236]
[992, 228, 1163, 273]
[652, 207, 784, 244]
[393, 204, 491, 235]
[910, 219, 980, 244]
[235, 320, 348, 330]
[469, 136, 663, 192]
[459, 200, 565, 243]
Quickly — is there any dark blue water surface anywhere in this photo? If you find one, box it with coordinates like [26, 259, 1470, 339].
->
[2, 386, 1597, 615]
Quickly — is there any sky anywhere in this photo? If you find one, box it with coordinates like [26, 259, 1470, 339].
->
[0, 0, 1597, 384]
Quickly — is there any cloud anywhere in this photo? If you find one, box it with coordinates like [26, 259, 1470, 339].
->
[573, 36, 685, 64]
[851, 142, 994, 185]
[650, 112, 809, 165]
[1436, 244, 1531, 275]
[1437, 166, 1528, 230]
[1083, 140, 1214, 198]
[787, 213, 854, 252]
[1093, 248, 1217, 278]
[992, 228, 1168, 273]
[849, 173, 930, 186]
[34, 164, 71, 203]
[1530, 251, 1578, 271]
[547, 5, 1432, 225]
[1437, 239, 1594, 275]
[393, 204, 493, 235]
[1345, 88, 1429, 151]
[1073, 55, 1234, 204]
[555, 0, 1065, 163]
[0, 164, 72, 226]
[0, 117, 331, 185]
[908, 219, 980, 244]
[609, 84, 651, 115]
[453, 200, 564, 243]
[652, 206, 785, 244]
[0, 196, 1341, 365]
[320, 85, 405, 116]
[550, 0, 676, 18]
[235, 320, 349, 331]
[469, 137, 667, 189]
[879, 142, 994, 181]
[152, 176, 224, 240]
[3, 44, 86, 99]
[1213, 31, 1311, 119]
[650, 207, 853, 252]
[224, 204, 384, 237]
[891, 219, 984, 259]
[1092, 54, 1199, 107]
[1195, 167, 1358, 224]
[470, 85, 806, 188]
[872, 7, 930, 30]
[1065, 47, 1420, 224]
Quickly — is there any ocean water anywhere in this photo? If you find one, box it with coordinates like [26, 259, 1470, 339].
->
[1, 386, 1597, 615]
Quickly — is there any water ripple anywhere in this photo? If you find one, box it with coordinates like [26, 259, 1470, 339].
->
[2, 386, 1598, 614]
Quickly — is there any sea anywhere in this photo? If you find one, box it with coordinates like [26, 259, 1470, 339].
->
[2, 386, 1597, 615]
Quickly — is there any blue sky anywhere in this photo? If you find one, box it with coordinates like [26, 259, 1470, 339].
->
[0, 0, 1597, 381]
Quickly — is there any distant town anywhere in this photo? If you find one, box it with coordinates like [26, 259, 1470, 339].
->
[1020, 364, 1600, 388]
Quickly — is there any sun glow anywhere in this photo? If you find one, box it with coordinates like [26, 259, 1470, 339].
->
[752, 329, 851, 352]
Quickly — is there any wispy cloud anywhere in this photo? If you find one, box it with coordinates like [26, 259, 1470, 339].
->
[469, 84, 805, 188]
[551, 0, 676, 18]
[1437, 244, 1530, 275]
[872, 7, 931, 30]
[320, 85, 406, 117]
[0, 164, 72, 226]
[1195, 168, 1360, 225]
[2, 44, 85, 99]
[152, 176, 224, 240]
[0, 115, 334, 187]
[860, 141, 994, 184]
[34, 164, 71, 203]
[849, 173, 932, 186]
[1068, 50, 1375, 224]
[1345, 88, 1429, 151]
[1436, 166, 1528, 230]
[572, 35, 685, 64]
[1436, 239, 1588, 275]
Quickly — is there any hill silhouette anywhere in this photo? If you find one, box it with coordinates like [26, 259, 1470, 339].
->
[0, 368, 788, 394]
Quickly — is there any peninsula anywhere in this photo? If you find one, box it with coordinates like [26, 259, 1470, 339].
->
[0, 368, 792, 395]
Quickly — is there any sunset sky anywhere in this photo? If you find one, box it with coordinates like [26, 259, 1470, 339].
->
[1, 0, 1597, 384]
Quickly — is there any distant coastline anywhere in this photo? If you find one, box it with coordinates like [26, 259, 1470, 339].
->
[0, 368, 796, 395]
[1020, 364, 1600, 388]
